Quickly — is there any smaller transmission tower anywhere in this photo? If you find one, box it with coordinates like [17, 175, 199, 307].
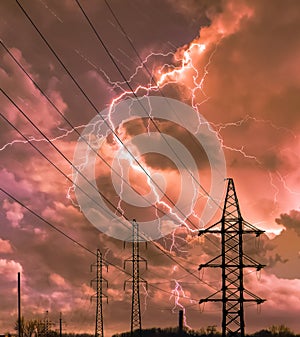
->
[91, 249, 108, 337]
[43, 310, 52, 337]
[124, 220, 147, 337]
[199, 178, 266, 337]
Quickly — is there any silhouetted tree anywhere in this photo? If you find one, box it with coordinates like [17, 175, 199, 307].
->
[14, 318, 57, 337]
[269, 325, 294, 337]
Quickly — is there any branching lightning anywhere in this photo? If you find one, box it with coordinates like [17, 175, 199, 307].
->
[169, 279, 196, 330]
[2, 22, 298, 244]
[1, 2, 299, 332]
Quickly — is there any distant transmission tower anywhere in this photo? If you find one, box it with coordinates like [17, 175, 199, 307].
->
[198, 178, 266, 337]
[124, 220, 148, 337]
[44, 310, 49, 337]
[91, 249, 108, 337]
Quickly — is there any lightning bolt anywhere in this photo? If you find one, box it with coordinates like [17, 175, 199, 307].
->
[141, 283, 150, 315]
[169, 279, 196, 330]
[276, 170, 300, 196]
[0, 33, 250, 252]
[94, 39, 219, 241]
[0, 123, 86, 151]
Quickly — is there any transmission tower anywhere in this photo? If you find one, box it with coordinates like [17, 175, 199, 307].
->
[91, 249, 108, 337]
[124, 220, 148, 337]
[44, 310, 49, 337]
[44, 310, 50, 337]
[43, 310, 55, 337]
[198, 178, 266, 337]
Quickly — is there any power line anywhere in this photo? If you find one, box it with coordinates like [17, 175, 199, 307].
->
[2, 6, 269, 332]
[102, 0, 223, 211]
[75, 0, 222, 223]
[2, 50, 210, 287]
[2, 89, 175, 251]
[150, 241, 218, 291]
[1, 89, 130, 226]
[12, 0, 218, 235]
[1, 97, 215, 296]
[1, 89, 217, 300]
[11, 0, 223, 296]
[12, 9, 225, 284]
[103, 0, 152, 79]
[1, 185, 209, 308]
[15, 0, 199, 231]
[0, 39, 186, 226]
[0, 187, 95, 256]
[1, 90, 213, 293]
[0, 111, 127, 229]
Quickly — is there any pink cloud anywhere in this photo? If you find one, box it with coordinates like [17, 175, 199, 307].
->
[49, 273, 68, 288]
[3, 199, 25, 228]
[1, 47, 67, 133]
[0, 259, 22, 281]
[0, 168, 33, 198]
[0, 238, 13, 253]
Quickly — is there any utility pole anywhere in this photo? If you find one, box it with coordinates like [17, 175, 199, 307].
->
[124, 220, 147, 337]
[59, 312, 62, 337]
[199, 178, 266, 337]
[91, 249, 108, 337]
[18, 272, 22, 337]
[178, 310, 183, 336]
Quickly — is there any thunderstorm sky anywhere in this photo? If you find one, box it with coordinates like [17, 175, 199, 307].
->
[0, 0, 300, 335]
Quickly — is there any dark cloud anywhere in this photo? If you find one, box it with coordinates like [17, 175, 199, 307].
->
[275, 210, 300, 236]
[267, 253, 288, 268]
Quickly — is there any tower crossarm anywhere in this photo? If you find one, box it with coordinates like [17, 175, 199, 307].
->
[124, 256, 148, 269]
[124, 278, 148, 291]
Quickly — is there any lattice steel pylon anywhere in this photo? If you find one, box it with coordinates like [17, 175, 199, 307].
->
[91, 249, 108, 337]
[124, 220, 147, 337]
[198, 178, 266, 337]
[44, 310, 49, 337]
